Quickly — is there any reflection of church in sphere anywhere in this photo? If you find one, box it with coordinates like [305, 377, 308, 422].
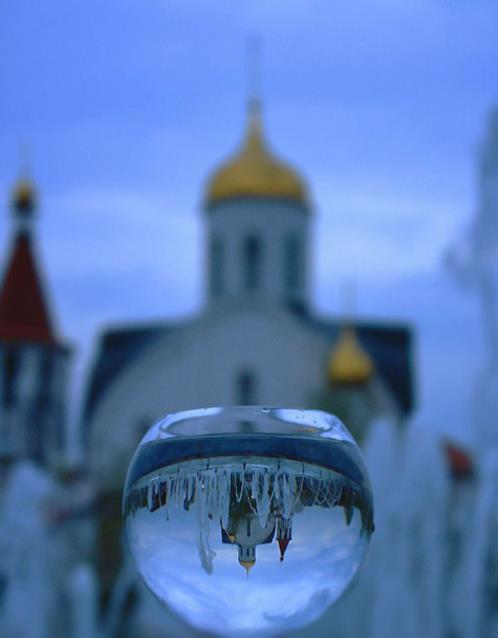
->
[123, 444, 374, 577]
[222, 511, 278, 573]
[84, 98, 414, 587]
[0, 178, 71, 472]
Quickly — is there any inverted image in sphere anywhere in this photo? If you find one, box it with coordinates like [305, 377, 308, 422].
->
[123, 407, 373, 637]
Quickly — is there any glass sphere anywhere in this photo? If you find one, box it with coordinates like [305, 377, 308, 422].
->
[123, 407, 373, 637]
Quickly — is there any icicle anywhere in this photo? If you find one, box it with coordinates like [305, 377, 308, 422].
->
[220, 471, 230, 531]
[257, 471, 271, 528]
[251, 471, 258, 501]
[282, 473, 293, 519]
[235, 469, 244, 503]
[194, 480, 216, 576]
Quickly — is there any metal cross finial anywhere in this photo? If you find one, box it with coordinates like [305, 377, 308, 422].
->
[340, 279, 357, 325]
[18, 139, 33, 177]
[247, 35, 263, 111]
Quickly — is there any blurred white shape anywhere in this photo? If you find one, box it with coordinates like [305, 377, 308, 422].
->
[448, 106, 498, 374]
[0, 463, 56, 638]
[356, 418, 448, 638]
[69, 564, 99, 638]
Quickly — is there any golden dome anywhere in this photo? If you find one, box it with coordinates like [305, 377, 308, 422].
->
[11, 177, 37, 215]
[328, 326, 374, 385]
[206, 100, 308, 207]
[239, 559, 255, 574]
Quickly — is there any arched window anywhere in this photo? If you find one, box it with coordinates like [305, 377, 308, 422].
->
[210, 236, 224, 297]
[284, 233, 300, 295]
[243, 235, 262, 292]
[236, 370, 256, 405]
[3, 348, 19, 408]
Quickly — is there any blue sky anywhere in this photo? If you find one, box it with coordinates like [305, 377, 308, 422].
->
[1, 0, 498, 440]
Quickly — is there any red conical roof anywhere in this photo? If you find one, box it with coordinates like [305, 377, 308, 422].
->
[278, 538, 290, 562]
[0, 231, 57, 344]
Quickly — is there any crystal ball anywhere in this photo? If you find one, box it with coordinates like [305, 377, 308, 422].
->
[123, 407, 374, 637]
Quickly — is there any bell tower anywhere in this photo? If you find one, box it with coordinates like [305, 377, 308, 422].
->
[0, 173, 71, 469]
[203, 98, 312, 312]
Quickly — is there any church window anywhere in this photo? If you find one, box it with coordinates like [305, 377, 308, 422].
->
[210, 236, 224, 297]
[243, 235, 262, 292]
[3, 348, 19, 408]
[236, 370, 256, 405]
[38, 352, 54, 402]
[284, 233, 300, 294]
[27, 403, 45, 464]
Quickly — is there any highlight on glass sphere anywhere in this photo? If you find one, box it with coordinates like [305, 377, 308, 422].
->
[123, 407, 374, 637]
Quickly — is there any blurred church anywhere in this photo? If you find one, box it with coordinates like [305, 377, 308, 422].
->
[81, 97, 414, 592]
[84, 98, 414, 482]
[0, 42, 497, 630]
[0, 94, 417, 635]
[0, 177, 72, 476]
[0, 95, 415, 609]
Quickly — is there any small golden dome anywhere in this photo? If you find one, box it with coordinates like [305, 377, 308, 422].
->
[239, 559, 255, 574]
[328, 326, 374, 385]
[11, 177, 36, 215]
[206, 100, 308, 207]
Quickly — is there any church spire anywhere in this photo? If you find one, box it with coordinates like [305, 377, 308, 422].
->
[11, 142, 37, 225]
[12, 177, 37, 220]
[205, 38, 308, 208]
[0, 174, 57, 344]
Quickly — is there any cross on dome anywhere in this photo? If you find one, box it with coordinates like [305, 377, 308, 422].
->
[205, 48, 309, 208]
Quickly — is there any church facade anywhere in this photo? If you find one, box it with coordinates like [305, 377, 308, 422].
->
[84, 98, 414, 503]
[0, 178, 71, 473]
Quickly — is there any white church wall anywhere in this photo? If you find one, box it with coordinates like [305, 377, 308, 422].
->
[206, 199, 310, 308]
[89, 306, 330, 491]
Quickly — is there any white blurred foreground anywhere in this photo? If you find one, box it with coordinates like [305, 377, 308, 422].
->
[0, 377, 496, 638]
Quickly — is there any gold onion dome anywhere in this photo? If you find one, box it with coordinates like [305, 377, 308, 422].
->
[239, 559, 255, 574]
[206, 100, 308, 207]
[11, 177, 37, 215]
[328, 326, 374, 385]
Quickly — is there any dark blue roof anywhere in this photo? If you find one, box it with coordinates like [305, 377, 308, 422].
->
[299, 313, 415, 415]
[82, 322, 175, 424]
[83, 312, 415, 426]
